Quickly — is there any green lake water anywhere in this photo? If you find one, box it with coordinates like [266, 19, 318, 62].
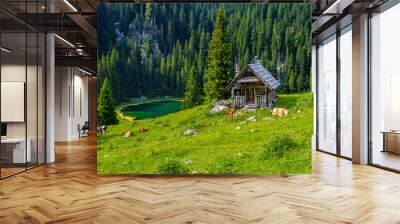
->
[123, 100, 182, 120]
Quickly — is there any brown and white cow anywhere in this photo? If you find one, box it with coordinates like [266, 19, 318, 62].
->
[272, 108, 289, 117]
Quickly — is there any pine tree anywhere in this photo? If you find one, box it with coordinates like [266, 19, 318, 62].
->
[182, 67, 202, 109]
[204, 8, 232, 102]
[145, 4, 152, 24]
[297, 74, 304, 92]
[288, 71, 296, 94]
[97, 79, 118, 126]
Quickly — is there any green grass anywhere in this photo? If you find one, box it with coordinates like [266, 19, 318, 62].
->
[97, 93, 313, 174]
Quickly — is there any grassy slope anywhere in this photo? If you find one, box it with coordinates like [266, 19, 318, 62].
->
[97, 93, 313, 174]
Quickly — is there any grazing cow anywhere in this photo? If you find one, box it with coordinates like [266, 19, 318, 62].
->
[97, 125, 108, 135]
[226, 109, 236, 117]
[139, 128, 149, 133]
[272, 108, 289, 117]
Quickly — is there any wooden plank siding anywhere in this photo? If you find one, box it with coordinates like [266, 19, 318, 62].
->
[233, 96, 246, 108]
[255, 95, 267, 108]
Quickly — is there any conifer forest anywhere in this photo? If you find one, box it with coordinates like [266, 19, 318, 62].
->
[97, 3, 312, 103]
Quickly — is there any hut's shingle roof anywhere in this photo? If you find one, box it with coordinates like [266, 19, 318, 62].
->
[247, 63, 280, 90]
[227, 63, 280, 90]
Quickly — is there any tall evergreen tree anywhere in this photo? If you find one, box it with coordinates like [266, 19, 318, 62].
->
[288, 70, 296, 94]
[182, 67, 202, 109]
[204, 8, 232, 102]
[97, 79, 118, 125]
[296, 73, 304, 92]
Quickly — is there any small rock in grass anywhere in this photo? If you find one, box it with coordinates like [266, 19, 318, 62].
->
[124, 131, 133, 137]
[209, 104, 228, 114]
[192, 171, 198, 174]
[184, 129, 198, 136]
[185, 160, 193, 164]
[239, 121, 246, 125]
[235, 126, 241, 130]
[247, 116, 257, 122]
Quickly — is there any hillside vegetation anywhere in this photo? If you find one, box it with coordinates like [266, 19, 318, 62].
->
[98, 4, 312, 102]
[97, 93, 313, 174]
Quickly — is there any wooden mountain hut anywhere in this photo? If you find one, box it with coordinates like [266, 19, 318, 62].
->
[226, 63, 280, 108]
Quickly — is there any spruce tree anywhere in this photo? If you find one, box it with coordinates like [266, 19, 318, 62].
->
[296, 74, 304, 92]
[288, 71, 296, 94]
[204, 8, 232, 102]
[182, 67, 201, 109]
[97, 79, 118, 126]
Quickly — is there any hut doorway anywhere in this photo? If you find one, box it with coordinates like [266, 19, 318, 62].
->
[246, 87, 255, 104]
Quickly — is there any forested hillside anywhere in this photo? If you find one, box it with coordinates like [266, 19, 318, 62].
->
[98, 3, 311, 103]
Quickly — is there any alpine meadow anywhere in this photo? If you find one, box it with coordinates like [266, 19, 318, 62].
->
[97, 3, 313, 174]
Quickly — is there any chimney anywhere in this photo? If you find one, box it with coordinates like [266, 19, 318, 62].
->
[235, 63, 240, 77]
[253, 56, 260, 64]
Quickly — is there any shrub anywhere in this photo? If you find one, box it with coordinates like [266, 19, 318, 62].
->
[109, 143, 115, 150]
[158, 159, 189, 174]
[158, 135, 167, 141]
[150, 149, 157, 156]
[173, 148, 189, 157]
[260, 135, 298, 159]
[208, 157, 241, 174]
[136, 137, 144, 142]
[295, 94, 313, 111]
